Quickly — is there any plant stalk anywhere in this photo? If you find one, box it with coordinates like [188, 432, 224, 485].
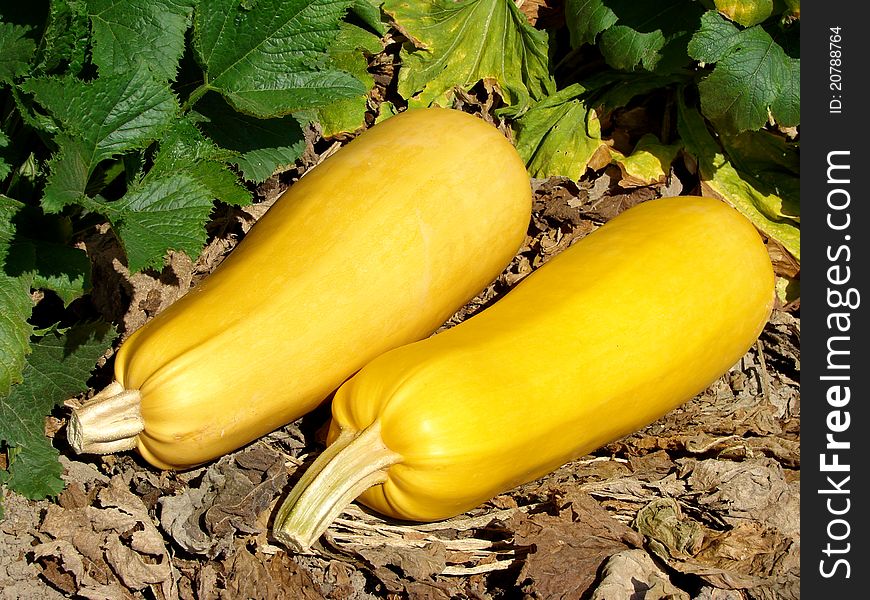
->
[181, 82, 211, 113]
[272, 422, 402, 552]
[67, 381, 144, 454]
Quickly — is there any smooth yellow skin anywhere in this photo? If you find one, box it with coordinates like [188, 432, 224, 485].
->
[328, 196, 776, 522]
[112, 108, 532, 469]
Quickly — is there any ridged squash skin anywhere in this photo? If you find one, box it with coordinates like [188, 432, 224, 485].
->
[81, 108, 532, 469]
[324, 196, 775, 522]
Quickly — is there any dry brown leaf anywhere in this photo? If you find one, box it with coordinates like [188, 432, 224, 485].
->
[575, 453, 799, 596]
[344, 519, 491, 600]
[0, 492, 68, 600]
[695, 586, 746, 599]
[682, 458, 799, 538]
[318, 560, 369, 600]
[357, 541, 448, 582]
[33, 477, 176, 599]
[194, 562, 221, 600]
[765, 236, 800, 279]
[695, 522, 794, 578]
[159, 445, 288, 557]
[590, 549, 689, 600]
[401, 580, 459, 600]
[510, 489, 643, 598]
[104, 536, 172, 592]
[32, 539, 98, 596]
[517, 0, 565, 28]
[216, 546, 327, 600]
[159, 483, 214, 555]
[624, 458, 802, 596]
[683, 433, 799, 468]
[627, 449, 675, 474]
[585, 186, 659, 222]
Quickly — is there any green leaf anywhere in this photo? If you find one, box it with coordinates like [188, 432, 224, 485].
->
[94, 174, 217, 272]
[581, 69, 692, 113]
[32, 0, 90, 76]
[39, 136, 92, 211]
[0, 21, 36, 83]
[714, 0, 773, 27]
[0, 196, 34, 399]
[313, 22, 383, 137]
[688, 11, 800, 132]
[86, 0, 195, 80]
[8, 85, 62, 135]
[195, 95, 307, 183]
[513, 84, 606, 180]
[88, 118, 251, 271]
[677, 93, 799, 260]
[0, 273, 33, 398]
[598, 24, 666, 71]
[769, 56, 800, 127]
[26, 75, 248, 273]
[565, 0, 704, 72]
[21, 242, 91, 306]
[350, 0, 386, 35]
[0, 195, 22, 261]
[193, 0, 366, 117]
[0, 129, 10, 181]
[24, 69, 178, 160]
[148, 117, 251, 206]
[97, 118, 246, 271]
[374, 100, 398, 124]
[23, 67, 178, 212]
[0, 323, 116, 500]
[2, 200, 91, 306]
[383, 0, 555, 114]
[565, 0, 618, 48]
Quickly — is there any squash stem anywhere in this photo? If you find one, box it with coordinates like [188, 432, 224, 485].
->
[272, 422, 401, 552]
[67, 381, 144, 454]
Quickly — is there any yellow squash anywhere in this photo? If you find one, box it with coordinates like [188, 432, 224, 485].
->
[67, 108, 532, 469]
[273, 196, 776, 550]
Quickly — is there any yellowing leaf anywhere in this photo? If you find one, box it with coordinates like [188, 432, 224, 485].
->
[513, 84, 607, 180]
[719, 129, 799, 223]
[611, 134, 681, 187]
[677, 95, 799, 261]
[783, 0, 800, 18]
[384, 0, 555, 113]
[714, 0, 773, 27]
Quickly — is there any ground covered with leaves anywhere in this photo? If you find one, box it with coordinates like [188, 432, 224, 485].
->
[1, 149, 800, 599]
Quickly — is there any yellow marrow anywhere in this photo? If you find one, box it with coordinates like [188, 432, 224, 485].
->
[272, 196, 775, 549]
[68, 108, 532, 470]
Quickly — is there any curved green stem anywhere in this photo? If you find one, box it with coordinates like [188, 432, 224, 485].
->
[181, 82, 211, 113]
[272, 422, 402, 552]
